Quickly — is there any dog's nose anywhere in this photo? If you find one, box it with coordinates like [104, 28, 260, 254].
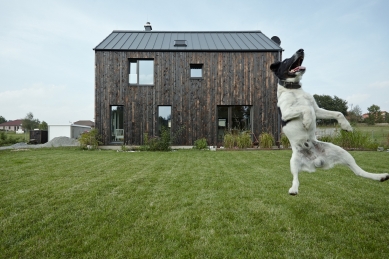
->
[297, 49, 304, 53]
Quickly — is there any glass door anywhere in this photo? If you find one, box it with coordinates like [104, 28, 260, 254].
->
[111, 106, 124, 143]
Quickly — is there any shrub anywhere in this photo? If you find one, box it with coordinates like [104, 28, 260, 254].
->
[141, 130, 170, 151]
[78, 129, 102, 150]
[193, 138, 208, 150]
[259, 132, 274, 148]
[223, 131, 253, 149]
[236, 131, 252, 148]
[141, 126, 185, 151]
[280, 134, 290, 148]
[223, 132, 235, 148]
[0, 132, 7, 141]
[317, 135, 333, 143]
[0, 132, 23, 146]
[318, 129, 379, 150]
[331, 129, 369, 149]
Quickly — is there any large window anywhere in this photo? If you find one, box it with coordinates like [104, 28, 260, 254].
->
[129, 59, 154, 85]
[111, 106, 124, 143]
[158, 106, 171, 134]
[217, 106, 252, 142]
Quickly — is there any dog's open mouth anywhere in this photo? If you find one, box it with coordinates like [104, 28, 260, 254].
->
[289, 57, 305, 73]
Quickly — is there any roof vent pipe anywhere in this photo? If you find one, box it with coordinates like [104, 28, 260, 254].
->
[144, 22, 152, 31]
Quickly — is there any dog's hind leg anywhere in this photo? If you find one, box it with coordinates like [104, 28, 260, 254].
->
[289, 154, 301, 195]
[343, 152, 389, 181]
[326, 144, 389, 182]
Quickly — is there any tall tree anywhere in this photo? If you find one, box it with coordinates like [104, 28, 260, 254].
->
[0, 116, 6, 124]
[347, 104, 363, 124]
[366, 104, 383, 125]
[22, 112, 40, 131]
[39, 121, 48, 130]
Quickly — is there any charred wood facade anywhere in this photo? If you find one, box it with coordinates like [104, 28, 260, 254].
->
[95, 50, 280, 145]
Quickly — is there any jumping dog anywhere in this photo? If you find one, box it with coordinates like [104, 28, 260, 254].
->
[270, 49, 389, 195]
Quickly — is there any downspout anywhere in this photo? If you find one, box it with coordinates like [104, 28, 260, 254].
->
[277, 50, 282, 146]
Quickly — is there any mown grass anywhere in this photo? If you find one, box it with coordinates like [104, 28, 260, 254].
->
[1, 148, 389, 258]
[318, 124, 389, 148]
[356, 124, 389, 145]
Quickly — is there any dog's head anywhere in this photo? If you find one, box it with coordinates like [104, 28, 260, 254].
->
[270, 49, 306, 83]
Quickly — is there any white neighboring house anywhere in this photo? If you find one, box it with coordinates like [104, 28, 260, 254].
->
[0, 119, 23, 132]
[48, 124, 91, 141]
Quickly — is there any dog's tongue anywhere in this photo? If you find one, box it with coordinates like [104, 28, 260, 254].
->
[290, 66, 306, 73]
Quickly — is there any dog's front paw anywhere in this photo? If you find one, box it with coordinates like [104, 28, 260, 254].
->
[340, 120, 353, 132]
[302, 117, 312, 130]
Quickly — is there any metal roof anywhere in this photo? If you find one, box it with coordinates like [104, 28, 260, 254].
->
[94, 31, 282, 52]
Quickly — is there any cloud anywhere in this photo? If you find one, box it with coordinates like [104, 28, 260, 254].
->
[369, 81, 389, 89]
[346, 93, 371, 105]
[0, 83, 93, 124]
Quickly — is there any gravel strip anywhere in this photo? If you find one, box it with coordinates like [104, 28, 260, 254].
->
[0, 137, 79, 150]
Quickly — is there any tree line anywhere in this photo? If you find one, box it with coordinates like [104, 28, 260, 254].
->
[0, 112, 48, 131]
[313, 94, 389, 125]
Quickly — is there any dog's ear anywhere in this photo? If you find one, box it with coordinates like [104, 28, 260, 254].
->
[270, 61, 281, 72]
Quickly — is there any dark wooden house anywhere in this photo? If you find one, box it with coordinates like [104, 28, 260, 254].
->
[94, 23, 282, 146]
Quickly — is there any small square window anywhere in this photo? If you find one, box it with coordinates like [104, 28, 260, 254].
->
[190, 64, 203, 78]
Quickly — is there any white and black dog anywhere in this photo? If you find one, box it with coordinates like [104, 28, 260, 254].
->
[270, 49, 389, 195]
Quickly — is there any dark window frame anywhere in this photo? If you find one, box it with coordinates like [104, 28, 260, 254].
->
[217, 105, 253, 143]
[110, 105, 124, 143]
[190, 64, 203, 79]
[157, 105, 172, 135]
[128, 59, 154, 86]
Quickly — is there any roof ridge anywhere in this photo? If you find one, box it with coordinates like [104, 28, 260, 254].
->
[94, 31, 282, 51]
[112, 30, 263, 33]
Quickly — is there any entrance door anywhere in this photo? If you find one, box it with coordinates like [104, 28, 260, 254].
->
[111, 106, 124, 143]
[217, 105, 252, 143]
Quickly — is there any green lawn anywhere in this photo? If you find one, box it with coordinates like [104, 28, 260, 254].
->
[356, 124, 389, 145]
[318, 124, 389, 147]
[0, 131, 29, 146]
[1, 148, 389, 258]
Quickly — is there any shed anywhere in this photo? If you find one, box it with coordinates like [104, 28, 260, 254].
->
[48, 125, 92, 141]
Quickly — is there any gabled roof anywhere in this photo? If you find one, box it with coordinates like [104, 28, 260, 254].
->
[94, 31, 282, 52]
[0, 119, 23, 126]
[73, 120, 95, 127]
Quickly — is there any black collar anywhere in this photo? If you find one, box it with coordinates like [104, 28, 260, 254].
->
[278, 80, 301, 89]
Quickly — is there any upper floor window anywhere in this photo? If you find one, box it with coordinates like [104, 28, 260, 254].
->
[129, 59, 154, 85]
[190, 64, 203, 79]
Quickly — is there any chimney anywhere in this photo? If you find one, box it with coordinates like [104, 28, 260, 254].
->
[144, 22, 152, 31]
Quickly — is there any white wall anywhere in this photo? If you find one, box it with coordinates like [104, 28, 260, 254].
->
[48, 125, 92, 141]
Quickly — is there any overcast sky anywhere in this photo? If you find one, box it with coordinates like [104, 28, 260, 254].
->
[1, 0, 388, 124]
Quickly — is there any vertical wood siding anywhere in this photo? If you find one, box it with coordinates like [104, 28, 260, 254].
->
[95, 51, 280, 145]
